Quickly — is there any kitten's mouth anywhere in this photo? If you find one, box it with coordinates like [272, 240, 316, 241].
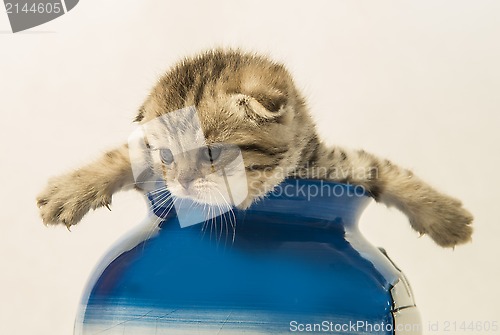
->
[168, 183, 233, 206]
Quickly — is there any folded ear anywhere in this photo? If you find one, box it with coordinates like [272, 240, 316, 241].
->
[232, 90, 288, 121]
[251, 89, 288, 114]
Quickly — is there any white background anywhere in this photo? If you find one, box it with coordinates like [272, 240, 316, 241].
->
[1, 1, 499, 334]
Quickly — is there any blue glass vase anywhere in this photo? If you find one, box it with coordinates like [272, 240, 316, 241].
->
[74, 179, 421, 335]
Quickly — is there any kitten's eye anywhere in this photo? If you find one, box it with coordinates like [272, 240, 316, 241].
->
[159, 148, 174, 164]
[202, 146, 222, 162]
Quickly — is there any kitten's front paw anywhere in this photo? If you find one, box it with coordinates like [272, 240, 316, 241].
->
[412, 197, 473, 248]
[37, 173, 111, 228]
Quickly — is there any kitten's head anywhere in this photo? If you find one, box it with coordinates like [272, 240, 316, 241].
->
[135, 49, 317, 208]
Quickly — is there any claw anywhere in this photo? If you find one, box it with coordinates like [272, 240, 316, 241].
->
[65, 223, 72, 232]
[105, 203, 112, 211]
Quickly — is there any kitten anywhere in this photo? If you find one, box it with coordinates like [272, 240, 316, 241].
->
[37, 49, 473, 247]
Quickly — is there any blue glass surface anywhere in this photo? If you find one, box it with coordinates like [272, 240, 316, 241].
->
[75, 179, 402, 334]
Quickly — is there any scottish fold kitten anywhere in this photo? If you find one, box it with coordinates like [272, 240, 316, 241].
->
[37, 49, 473, 247]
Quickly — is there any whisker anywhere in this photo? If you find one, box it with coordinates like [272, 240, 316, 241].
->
[213, 188, 237, 243]
[217, 202, 225, 242]
[146, 192, 172, 213]
[201, 194, 210, 234]
[209, 195, 215, 242]
[141, 216, 162, 253]
[146, 186, 170, 196]
[156, 199, 175, 219]
[148, 189, 171, 203]
[140, 200, 175, 253]
[217, 203, 228, 245]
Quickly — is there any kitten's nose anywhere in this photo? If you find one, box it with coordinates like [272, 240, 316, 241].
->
[178, 176, 194, 190]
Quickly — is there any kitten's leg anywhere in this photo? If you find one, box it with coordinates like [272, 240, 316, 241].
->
[37, 144, 135, 228]
[302, 145, 473, 248]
